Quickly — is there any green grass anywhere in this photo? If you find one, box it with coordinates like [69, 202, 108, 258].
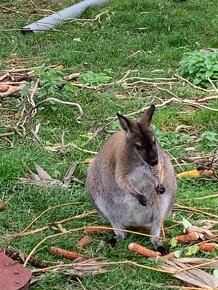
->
[0, 0, 218, 289]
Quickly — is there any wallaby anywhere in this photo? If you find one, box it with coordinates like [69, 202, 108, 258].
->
[86, 105, 177, 254]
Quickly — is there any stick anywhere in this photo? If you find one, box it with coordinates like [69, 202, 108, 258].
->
[29, 97, 83, 121]
[174, 204, 218, 219]
[0, 132, 14, 138]
[8, 209, 95, 241]
[32, 259, 173, 274]
[175, 74, 215, 93]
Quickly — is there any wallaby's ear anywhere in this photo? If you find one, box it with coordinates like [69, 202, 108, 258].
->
[117, 113, 132, 132]
[139, 104, 155, 125]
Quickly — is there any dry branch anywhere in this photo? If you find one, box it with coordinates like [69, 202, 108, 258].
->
[29, 97, 83, 121]
[174, 204, 218, 219]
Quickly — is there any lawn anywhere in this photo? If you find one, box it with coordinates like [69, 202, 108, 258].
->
[0, 0, 218, 289]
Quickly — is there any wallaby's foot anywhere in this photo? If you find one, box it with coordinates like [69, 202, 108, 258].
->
[156, 184, 165, 194]
[106, 236, 117, 247]
[137, 194, 147, 206]
[157, 245, 168, 255]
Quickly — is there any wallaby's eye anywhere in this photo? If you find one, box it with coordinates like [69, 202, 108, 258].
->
[135, 143, 142, 150]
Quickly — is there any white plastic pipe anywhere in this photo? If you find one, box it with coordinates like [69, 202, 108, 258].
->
[22, 0, 110, 33]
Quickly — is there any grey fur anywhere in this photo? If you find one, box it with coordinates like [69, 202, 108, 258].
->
[86, 106, 176, 251]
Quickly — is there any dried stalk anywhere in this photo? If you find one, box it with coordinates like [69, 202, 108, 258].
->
[175, 74, 215, 93]
[174, 204, 218, 219]
[180, 193, 218, 201]
[32, 259, 173, 274]
[8, 210, 96, 240]
[29, 97, 83, 121]
[176, 259, 218, 274]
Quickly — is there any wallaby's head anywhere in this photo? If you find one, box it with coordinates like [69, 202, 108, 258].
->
[117, 105, 158, 166]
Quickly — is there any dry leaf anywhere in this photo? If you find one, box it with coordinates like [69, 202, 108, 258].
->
[159, 259, 218, 289]
[54, 259, 108, 278]
[186, 226, 215, 240]
[195, 220, 218, 230]
[19, 162, 82, 188]
[175, 257, 218, 269]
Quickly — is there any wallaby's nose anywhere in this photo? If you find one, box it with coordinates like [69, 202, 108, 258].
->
[149, 158, 158, 166]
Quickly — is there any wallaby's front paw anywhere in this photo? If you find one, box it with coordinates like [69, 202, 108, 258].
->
[157, 245, 168, 255]
[156, 184, 165, 194]
[137, 194, 147, 206]
[106, 236, 117, 247]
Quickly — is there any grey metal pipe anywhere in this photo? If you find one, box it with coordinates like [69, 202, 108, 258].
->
[21, 0, 110, 33]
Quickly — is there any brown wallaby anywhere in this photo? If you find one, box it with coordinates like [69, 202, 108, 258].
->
[86, 105, 177, 254]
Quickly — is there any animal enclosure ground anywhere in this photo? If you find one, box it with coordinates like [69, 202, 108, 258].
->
[0, 0, 218, 289]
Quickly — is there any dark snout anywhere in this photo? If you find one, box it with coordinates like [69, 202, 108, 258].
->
[148, 158, 158, 166]
[147, 150, 158, 166]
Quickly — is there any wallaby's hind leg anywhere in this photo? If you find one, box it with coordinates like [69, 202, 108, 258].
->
[150, 197, 172, 255]
[150, 221, 167, 255]
[106, 220, 126, 246]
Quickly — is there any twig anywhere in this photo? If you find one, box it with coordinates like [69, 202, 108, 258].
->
[0, 5, 29, 15]
[0, 72, 11, 81]
[175, 74, 215, 93]
[68, 10, 109, 23]
[174, 204, 218, 219]
[44, 142, 97, 155]
[77, 278, 87, 290]
[179, 193, 218, 201]
[8, 211, 96, 238]
[208, 77, 218, 93]
[175, 259, 218, 274]
[8, 209, 94, 242]
[32, 259, 173, 274]
[28, 78, 39, 118]
[0, 132, 14, 138]
[31, 123, 42, 144]
[29, 0, 54, 14]
[7, 202, 81, 246]
[29, 97, 83, 121]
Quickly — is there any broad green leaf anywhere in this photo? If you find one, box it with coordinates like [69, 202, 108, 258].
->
[182, 218, 192, 231]
[170, 237, 177, 248]
[213, 269, 218, 278]
[174, 250, 182, 258]
[186, 245, 199, 256]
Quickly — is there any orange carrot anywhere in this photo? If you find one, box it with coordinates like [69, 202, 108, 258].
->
[0, 203, 5, 211]
[175, 232, 199, 243]
[48, 246, 89, 260]
[177, 169, 214, 179]
[84, 226, 111, 235]
[128, 243, 161, 258]
[76, 235, 92, 248]
[199, 243, 217, 252]
[0, 84, 9, 92]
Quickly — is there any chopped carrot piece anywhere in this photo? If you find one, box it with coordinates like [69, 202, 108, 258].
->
[76, 235, 92, 248]
[48, 246, 89, 260]
[199, 243, 217, 252]
[128, 243, 161, 258]
[175, 232, 199, 243]
[177, 169, 214, 178]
